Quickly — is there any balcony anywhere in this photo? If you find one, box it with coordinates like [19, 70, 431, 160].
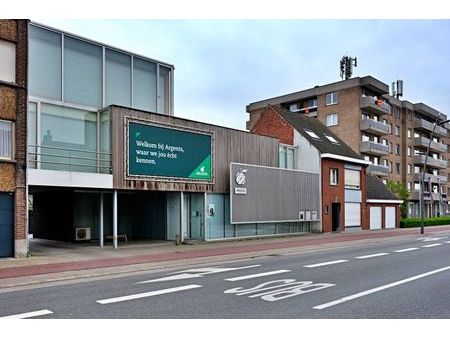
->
[413, 136, 447, 153]
[360, 119, 390, 136]
[367, 164, 389, 177]
[360, 96, 390, 116]
[413, 173, 447, 185]
[413, 118, 447, 137]
[360, 141, 389, 156]
[410, 191, 431, 200]
[413, 154, 447, 169]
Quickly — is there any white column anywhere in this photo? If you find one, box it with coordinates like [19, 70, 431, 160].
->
[99, 191, 104, 248]
[113, 190, 118, 249]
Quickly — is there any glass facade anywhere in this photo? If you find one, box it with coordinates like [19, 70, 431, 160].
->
[105, 49, 131, 107]
[133, 57, 157, 112]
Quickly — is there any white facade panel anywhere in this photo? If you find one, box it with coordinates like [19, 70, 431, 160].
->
[385, 207, 396, 229]
[345, 202, 361, 227]
[28, 169, 113, 189]
[370, 206, 382, 230]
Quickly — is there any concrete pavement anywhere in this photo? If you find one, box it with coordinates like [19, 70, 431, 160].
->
[1, 225, 450, 291]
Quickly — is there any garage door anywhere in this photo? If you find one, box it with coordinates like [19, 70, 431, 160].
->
[0, 193, 14, 257]
[385, 207, 396, 229]
[345, 203, 361, 228]
[370, 206, 382, 230]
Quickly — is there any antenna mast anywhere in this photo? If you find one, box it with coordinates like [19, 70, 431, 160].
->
[340, 56, 357, 80]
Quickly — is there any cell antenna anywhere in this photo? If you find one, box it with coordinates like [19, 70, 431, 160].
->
[340, 56, 357, 80]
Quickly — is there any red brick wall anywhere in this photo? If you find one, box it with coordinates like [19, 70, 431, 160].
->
[250, 106, 294, 145]
[321, 158, 345, 233]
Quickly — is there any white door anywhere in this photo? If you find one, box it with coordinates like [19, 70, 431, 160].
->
[385, 207, 396, 229]
[370, 207, 382, 230]
[345, 203, 361, 228]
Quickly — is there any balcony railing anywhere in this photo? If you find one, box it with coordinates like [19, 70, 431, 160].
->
[413, 173, 447, 185]
[410, 190, 448, 201]
[413, 118, 447, 137]
[413, 154, 447, 169]
[360, 119, 390, 135]
[360, 96, 390, 116]
[28, 144, 112, 174]
[360, 141, 389, 155]
[367, 164, 389, 176]
[413, 136, 447, 153]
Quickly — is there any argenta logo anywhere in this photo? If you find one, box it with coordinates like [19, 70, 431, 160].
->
[135, 132, 141, 138]
[194, 166, 209, 177]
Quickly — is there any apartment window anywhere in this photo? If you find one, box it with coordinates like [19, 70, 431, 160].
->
[0, 120, 13, 159]
[325, 92, 338, 105]
[308, 98, 317, 108]
[395, 125, 400, 136]
[345, 169, 360, 189]
[396, 163, 400, 174]
[330, 168, 339, 186]
[383, 119, 387, 125]
[326, 113, 338, 126]
[388, 123, 392, 134]
[388, 142, 392, 153]
[133, 57, 157, 112]
[362, 134, 370, 142]
[407, 182, 412, 191]
[361, 113, 368, 120]
[383, 159, 388, 167]
[407, 146, 412, 156]
[414, 166, 420, 174]
[396, 144, 400, 155]
[382, 139, 388, 146]
[414, 183, 420, 191]
[408, 164, 412, 175]
[289, 103, 298, 112]
[0, 39, 16, 83]
[279, 145, 295, 169]
[407, 129, 412, 138]
[394, 106, 400, 119]
[389, 161, 393, 173]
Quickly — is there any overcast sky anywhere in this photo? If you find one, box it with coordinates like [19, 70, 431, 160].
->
[41, 19, 450, 130]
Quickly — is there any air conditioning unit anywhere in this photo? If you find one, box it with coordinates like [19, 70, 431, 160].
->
[75, 227, 91, 241]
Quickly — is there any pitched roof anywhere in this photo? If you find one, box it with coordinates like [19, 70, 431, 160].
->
[270, 106, 364, 161]
[366, 175, 400, 200]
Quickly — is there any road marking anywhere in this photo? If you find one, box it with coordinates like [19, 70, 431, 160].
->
[313, 266, 450, 310]
[422, 243, 443, 248]
[97, 284, 202, 305]
[304, 260, 348, 268]
[417, 237, 447, 242]
[137, 265, 261, 284]
[444, 241, 450, 244]
[355, 253, 389, 259]
[0, 309, 53, 319]
[394, 247, 419, 253]
[225, 270, 291, 281]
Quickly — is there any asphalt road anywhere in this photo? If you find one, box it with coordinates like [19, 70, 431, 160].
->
[0, 233, 449, 319]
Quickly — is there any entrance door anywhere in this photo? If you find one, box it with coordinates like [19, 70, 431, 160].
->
[0, 193, 14, 258]
[370, 206, 382, 230]
[188, 193, 204, 240]
[385, 207, 396, 229]
[331, 203, 341, 232]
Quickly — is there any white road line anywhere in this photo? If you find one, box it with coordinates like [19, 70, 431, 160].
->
[225, 270, 291, 281]
[97, 284, 202, 305]
[394, 247, 419, 253]
[355, 253, 389, 259]
[444, 241, 450, 244]
[0, 309, 53, 319]
[313, 266, 450, 310]
[304, 260, 348, 268]
[422, 243, 443, 248]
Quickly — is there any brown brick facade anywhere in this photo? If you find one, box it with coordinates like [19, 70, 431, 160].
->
[0, 19, 28, 257]
[321, 158, 345, 233]
[250, 106, 294, 146]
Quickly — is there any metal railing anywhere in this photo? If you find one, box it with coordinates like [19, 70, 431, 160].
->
[28, 144, 112, 174]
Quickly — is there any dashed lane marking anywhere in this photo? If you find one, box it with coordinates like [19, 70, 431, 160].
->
[0, 309, 53, 319]
[445, 241, 450, 244]
[313, 266, 450, 310]
[304, 260, 348, 268]
[394, 248, 419, 253]
[96, 284, 202, 305]
[225, 270, 291, 281]
[355, 253, 389, 259]
[422, 243, 443, 248]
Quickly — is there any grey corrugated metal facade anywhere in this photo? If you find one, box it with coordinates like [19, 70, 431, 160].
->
[230, 163, 321, 224]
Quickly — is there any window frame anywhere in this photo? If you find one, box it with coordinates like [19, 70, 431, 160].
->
[279, 144, 296, 170]
[0, 119, 15, 160]
[330, 168, 339, 186]
[325, 113, 338, 127]
[0, 39, 16, 84]
[325, 91, 339, 106]
[344, 169, 361, 190]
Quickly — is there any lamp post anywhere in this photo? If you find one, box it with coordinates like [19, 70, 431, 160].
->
[419, 118, 450, 235]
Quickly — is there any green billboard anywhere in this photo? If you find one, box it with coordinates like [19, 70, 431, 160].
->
[127, 120, 213, 182]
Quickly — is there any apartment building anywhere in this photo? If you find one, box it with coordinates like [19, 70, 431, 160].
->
[247, 76, 449, 218]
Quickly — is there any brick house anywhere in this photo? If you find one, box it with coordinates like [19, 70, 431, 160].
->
[251, 105, 401, 232]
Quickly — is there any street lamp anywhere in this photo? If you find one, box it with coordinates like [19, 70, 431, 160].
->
[419, 118, 450, 235]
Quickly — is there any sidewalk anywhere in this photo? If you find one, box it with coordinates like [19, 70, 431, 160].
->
[1, 225, 449, 289]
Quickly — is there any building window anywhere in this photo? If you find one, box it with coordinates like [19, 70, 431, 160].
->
[345, 169, 360, 190]
[395, 125, 400, 136]
[383, 119, 387, 125]
[389, 161, 393, 173]
[325, 92, 338, 105]
[408, 164, 412, 175]
[0, 39, 16, 83]
[414, 166, 420, 174]
[330, 168, 338, 186]
[414, 183, 420, 191]
[106, 48, 132, 107]
[362, 134, 370, 142]
[407, 147, 411, 156]
[325, 113, 338, 126]
[133, 57, 157, 112]
[407, 182, 411, 191]
[396, 163, 400, 174]
[388, 123, 393, 134]
[396, 144, 400, 155]
[0, 120, 14, 159]
[305, 130, 320, 139]
[388, 142, 392, 153]
[383, 179, 387, 185]
[407, 128, 412, 138]
[383, 159, 388, 167]
[158, 66, 172, 115]
[394, 106, 400, 119]
[408, 110, 412, 121]
[279, 145, 295, 169]
[289, 103, 298, 112]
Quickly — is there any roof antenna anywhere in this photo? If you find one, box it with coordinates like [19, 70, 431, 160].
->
[391, 79, 404, 99]
[340, 56, 357, 80]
